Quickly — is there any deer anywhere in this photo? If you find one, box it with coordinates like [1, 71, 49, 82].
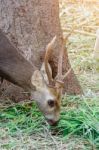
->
[0, 29, 71, 125]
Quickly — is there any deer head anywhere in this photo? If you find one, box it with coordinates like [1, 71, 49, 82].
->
[0, 29, 71, 126]
[31, 36, 71, 125]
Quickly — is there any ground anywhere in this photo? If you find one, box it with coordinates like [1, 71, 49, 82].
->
[0, 1, 99, 150]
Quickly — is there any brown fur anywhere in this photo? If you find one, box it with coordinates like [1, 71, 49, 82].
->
[0, 31, 62, 125]
[0, 29, 36, 90]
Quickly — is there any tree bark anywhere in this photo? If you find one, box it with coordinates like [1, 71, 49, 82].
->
[0, 0, 82, 101]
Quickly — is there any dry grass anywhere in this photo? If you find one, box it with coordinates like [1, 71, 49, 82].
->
[60, 0, 99, 94]
[0, 1, 99, 150]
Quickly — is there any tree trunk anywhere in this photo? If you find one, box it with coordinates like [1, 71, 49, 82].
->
[0, 0, 82, 101]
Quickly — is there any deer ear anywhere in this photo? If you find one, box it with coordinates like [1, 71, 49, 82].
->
[31, 70, 46, 90]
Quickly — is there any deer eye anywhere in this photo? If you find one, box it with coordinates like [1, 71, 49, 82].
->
[48, 100, 55, 107]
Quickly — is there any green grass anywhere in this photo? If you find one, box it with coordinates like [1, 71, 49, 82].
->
[0, 102, 44, 136]
[0, 95, 99, 149]
[60, 96, 99, 147]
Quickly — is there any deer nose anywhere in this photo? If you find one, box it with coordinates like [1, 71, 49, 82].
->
[47, 119, 59, 126]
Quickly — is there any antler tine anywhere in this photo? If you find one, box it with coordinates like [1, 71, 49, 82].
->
[56, 34, 72, 84]
[57, 37, 64, 81]
[44, 36, 56, 85]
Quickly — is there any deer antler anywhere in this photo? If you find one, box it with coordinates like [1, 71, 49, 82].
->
[55, 36, 72, 87]
[44, 36, 56, 86]
[44, 35, 72, 88]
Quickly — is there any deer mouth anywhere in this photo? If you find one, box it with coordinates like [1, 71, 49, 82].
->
[47, 119, 58, 126]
